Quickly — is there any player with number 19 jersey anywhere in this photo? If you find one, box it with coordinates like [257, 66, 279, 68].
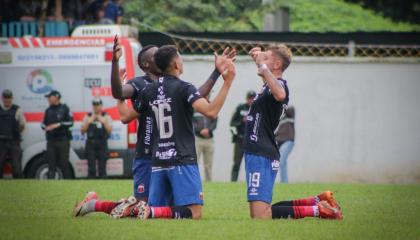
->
[136, 75, 204, 206]
[244, 79, 289, 204]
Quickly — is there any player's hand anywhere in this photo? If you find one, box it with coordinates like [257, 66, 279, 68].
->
[214, 47, 237, 74]
[200, 128, 210, 138]
[249, 47, 262, 62]
[221, 59, 236, 85]
[113, 35, 122, 62]
[255, 51, 267, 66]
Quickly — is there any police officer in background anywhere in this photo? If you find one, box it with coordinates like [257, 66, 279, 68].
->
[42, 90, 73, 179]
[230, 90, 256, 181]
[193, 107, 218, 181]
[0, 90, 26, 178]
[81, 98, 112, 178]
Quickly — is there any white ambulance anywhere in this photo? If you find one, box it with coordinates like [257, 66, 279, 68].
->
[0, 25, 141, 179]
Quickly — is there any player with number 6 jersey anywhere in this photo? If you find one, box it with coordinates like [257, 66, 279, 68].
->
[128, 45, 236, 220]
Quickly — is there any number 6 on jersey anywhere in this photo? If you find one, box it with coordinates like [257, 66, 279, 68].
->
[152, 103, 174, 139]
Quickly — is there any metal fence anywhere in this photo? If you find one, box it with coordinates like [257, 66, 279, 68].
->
[171, 34, 420, 58]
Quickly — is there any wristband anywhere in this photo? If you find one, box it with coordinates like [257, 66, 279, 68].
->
[210, 69, 221, 81]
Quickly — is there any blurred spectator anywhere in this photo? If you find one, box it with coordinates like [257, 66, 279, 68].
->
[0, 90, 25, 179]
[80, 98, 112, 179]
[0, 0, 19, 22]
[47, 0, 83, 27]
[103, 0, 122, 24]
[230, 90, 256, 182]
[93, 4, 114, 24]
[274, 106, 295, 183]
[113, 0, 124, 24]
[193, 106, 218, 181]
[17, 0, 42, 21]
[86, 0, 122, 24]
[42, 90, 73, 179]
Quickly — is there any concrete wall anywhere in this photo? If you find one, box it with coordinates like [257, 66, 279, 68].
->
[181, 56, 420, 183]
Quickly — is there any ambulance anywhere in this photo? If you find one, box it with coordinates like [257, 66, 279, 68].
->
[0, 25, 142, 179]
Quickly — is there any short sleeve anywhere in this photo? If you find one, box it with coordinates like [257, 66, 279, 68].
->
[185, 84, 202, 107]
[134, 88, 148, 114]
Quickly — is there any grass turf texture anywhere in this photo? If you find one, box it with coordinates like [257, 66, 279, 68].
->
[0, 180, 418, 240]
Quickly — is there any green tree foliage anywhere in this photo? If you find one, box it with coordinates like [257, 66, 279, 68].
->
[123, 0, 266, 31]
[123, 0, 420, 32]
[344, 0, 420, 24]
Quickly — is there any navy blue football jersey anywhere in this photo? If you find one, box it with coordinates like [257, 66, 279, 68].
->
[244, 79, 289, 160]
[126, 76, 154, 158]
[137, 75, 203, 166]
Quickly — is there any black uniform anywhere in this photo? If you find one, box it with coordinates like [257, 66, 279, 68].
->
[230, 103, 251, 181]
[136, 75, 204, 206]
[0, 104, 23, 178]
[127, 76, 154, 159]
[137, 75, 202, 167]
[41, 103, 73, 179]
[85, 112, 110, 178]
[244, 79, 289, 160]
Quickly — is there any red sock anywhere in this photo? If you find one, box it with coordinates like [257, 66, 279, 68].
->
[94, 201, 119, 214]
[292, 196, 317, 206]
[151, 207, 173, 219]
[292, 206, 317, 218]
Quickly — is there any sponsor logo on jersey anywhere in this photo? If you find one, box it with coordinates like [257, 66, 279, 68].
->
[137, 184, 145, 193]
[250, 113, 261, 142]
[156, 148, 177, 160]
[249, 187, 258, 196]
[149, 98, 172, 106]
[271, 160, 280, 171]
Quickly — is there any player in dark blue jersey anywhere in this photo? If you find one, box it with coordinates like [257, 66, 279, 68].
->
[121, 45, 235, 220]
[244, 45, 343, 220]
[112, 39, 159, 203]
[73, 39, 161, 217]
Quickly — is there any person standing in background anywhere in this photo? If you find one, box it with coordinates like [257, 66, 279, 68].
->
[0, 90, 25, 178]
[229, 90, 256, 182]
[274, 106, 295, 183]
[81, 98, 112, 178]
[193, 106, 218, 181]
[42, 90, 73, 179]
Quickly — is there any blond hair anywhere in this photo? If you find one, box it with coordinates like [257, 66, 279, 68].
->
[267, 44, 292, 72]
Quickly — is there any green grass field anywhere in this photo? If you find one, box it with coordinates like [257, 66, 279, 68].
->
[0, 180, 419, 240]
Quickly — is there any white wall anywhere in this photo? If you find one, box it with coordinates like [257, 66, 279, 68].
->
[181, 56, 420, 184]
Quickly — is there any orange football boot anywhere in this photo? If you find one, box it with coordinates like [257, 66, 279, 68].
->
[318, 201, 343, 220]
[318, 191, 341, 210]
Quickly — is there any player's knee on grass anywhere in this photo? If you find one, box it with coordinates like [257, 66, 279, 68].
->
[187, 205, 202, 219]
[249, 201, 272, 219]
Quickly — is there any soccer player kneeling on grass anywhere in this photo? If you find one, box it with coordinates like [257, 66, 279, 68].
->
[245, 45, 343, 220]
[124, 45, 235, 220]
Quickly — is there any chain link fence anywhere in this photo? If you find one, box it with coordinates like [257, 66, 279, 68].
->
[171, 35, 420, 58]
[132, 19, 420, 58]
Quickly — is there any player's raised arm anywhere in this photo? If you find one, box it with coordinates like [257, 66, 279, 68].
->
[197, 47, 236, 97]
[111, 35, 136, 100]
[193, 59, 236, 119]
[249, 47, 287, 102]
[116, 100, 139, 124]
